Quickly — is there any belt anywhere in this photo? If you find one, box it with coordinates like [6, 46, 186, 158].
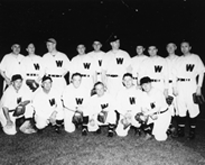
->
[27, 73, 38, 76]
[151, 79, 161, 82]
[169, 80, 173, 83]
[133, 77, 138, 80]
[82, 74, 90, 77]
[178, 78, 190, 82]
[48, 74, 62, 78]
[106, 74, 118, 78]
[154, 108, 168, 115]
[96, 72, 101, 75]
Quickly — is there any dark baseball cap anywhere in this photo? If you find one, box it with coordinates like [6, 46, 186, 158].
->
[11, 74, 23, 82]
[42, 75, 53, 82]
[140, 76, 152, 85]
[109, 34, 120, 43]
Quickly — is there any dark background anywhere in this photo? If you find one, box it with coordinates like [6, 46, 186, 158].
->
[0, 0, 205, 118]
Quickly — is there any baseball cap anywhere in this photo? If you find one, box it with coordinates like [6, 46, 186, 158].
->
[11, 74, 23, 82]
[140, 76, 152, 85]
[42, 75, 53, 82]
[109, 34, 120, 43]
[46, 38, 57, 44]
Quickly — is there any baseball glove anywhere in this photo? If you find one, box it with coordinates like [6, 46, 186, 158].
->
[166, 95, 174, 105]
[97, 111, 108, 123]
[193, 93, 205, 105]
[72, 111, 83, 125]
[26, 79, 39, 92]
[135, 112, 148, 125]
[13, 105, 26, 117]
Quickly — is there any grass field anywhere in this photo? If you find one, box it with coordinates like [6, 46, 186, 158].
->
[0, 120, 205, 165]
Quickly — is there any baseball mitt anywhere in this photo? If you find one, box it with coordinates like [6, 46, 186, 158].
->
[135, 112, 148, 125]
[13, 105, 26, 117]
[26, 79, 39, 92]
[193, 93, 205, 105]
[166, 95, 174, 105]
[72, 111, 83, 125]
[97, 111, 108, 123]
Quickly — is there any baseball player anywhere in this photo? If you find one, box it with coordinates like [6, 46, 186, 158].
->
[21, 43, 44, 92]
[70, 44, 97, 94]
[173, 41, 205, 140]
[87, 41, 106, 82]
[165, 43, 180, 136]
[85, 81, 116, 137]
[115, 73, 142, 137]
[138, 46, 169, 97]
[42, 38, 70, 94]
[140, 76, 171, 141]
[102, 35, 131, 97]
[130, 45, 149, 87]
[62, 73, 90, 135]
[0, 74, 35, 135]
[32, 76, 64, 133]
[0, 44, 25, 91]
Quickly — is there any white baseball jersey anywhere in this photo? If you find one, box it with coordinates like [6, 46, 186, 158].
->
[21, 54, 44, 80]
[131, 54, 149, 79]
[139, 55, 168, 91]
[32, 87, 63, 120]
[0, 53, 25, 79]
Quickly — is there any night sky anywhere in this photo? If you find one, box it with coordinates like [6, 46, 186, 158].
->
[0, 0, 205, 59]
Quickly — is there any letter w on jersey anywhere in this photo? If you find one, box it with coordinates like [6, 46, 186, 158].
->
[17, 97, 22, 104]
[186, 64, 195, 72]
[101, 103, 109, 110]
[154, 65, 162, 73]
[49, 98, 56, 106]
[98, 60, 102, 67]
[76, 98, 83, 105]
[116, 58, 124, 65]
[34, 63, 40, 70]
[56, 60, 63, 67]
[83, 63, 91, 69]
[129, 97, 136, 105]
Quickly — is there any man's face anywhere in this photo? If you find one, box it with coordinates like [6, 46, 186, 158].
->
[110, 40, 120, 50]
[141, 82, 151, 92]
[42, 80, 52, 93]
[148, 46, 158, 57]
[72, 75, 82, 88]
[93, 41, 102, 52]
[166, 43, 176, 55]
[27, 43, 35, 55]
[123, 76, 133, 89]
[77, 44, 86, 55]
[136, 46, 144, 55]
[95, 83, 105, 97]
[12, 44, 21, 55]
[46, 42, 56, 53]
[13, 79, 23, 91]
[181, 42, 191, 55]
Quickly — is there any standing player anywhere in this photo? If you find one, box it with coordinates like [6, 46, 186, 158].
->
[42, 38, 70, 94]
[87, 41, 105, 82]
[130, 45, 148, 87]
[102, 35, 131, 97]
[32, 76, 64, 133]
[138, 46, 169, 97]
[85, 82, 117, 137]
[173, 41, 205, 140]
[21, 43, 44, 92]
[115, 73, 142, 137]
[140, 76, 171, 141]
[0, 44, 25, 91]
[165, 43, 180, 136]
[70, 44, 97, 94]
[0, 74, 35, 135]
[62, 73, 90, 135]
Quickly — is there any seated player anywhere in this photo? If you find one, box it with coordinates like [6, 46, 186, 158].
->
[62, 73, 90, 135]
[32, 76, 64, 133]
[85, 82, 116, 137]
[0, 74, 35, 135]
[115, 73, 142, 137]
[139, 76, 171, 141]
